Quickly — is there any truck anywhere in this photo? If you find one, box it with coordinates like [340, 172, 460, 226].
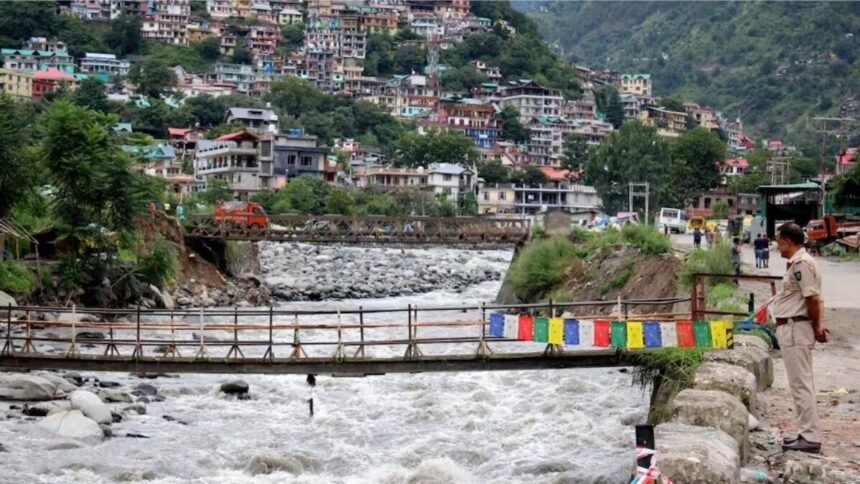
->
[213, 201, 268, 233]
[805, 214, 860, 244]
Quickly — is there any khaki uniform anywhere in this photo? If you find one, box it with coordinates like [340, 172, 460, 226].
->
[773, 248, 822, 444]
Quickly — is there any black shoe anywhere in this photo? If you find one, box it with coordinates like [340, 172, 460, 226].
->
[782, 436, 821, 453]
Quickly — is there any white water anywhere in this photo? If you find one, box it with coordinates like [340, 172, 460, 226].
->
[0, 249, 648, 483]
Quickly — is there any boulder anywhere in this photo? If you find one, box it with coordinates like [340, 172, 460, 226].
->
[63, 372, 84, 386]
[703, 346, 773, 391]
[694, 362, 758, 413]
[220, 380, 249, 395]
[123, 403, 146, 415]
[133, 383, 158, 396]
[733, 334, 772, 352]
[0, 375, 58, 401]
[27, 400, 71, 417]
[671, 389, 749, 463]
[655, 422, 740, 484]
[37, 409, 103, 440]
[69, 390, 112, 424]
[0, 290, 17, 319]
[98, 388, 133, 403]
[35, 373, 77, 394]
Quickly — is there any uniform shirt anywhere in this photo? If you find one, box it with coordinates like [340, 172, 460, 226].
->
[772, 248, 821, 319]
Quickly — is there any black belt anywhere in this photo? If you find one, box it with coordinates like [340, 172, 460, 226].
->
[776, 317, 810, 326]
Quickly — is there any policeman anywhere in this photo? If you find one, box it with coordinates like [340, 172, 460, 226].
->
[772, 222, 828, 453]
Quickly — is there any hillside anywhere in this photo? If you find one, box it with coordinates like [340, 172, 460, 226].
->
[516, 1, 860, 147]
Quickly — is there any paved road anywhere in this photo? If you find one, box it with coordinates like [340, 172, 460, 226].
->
[670, 233, 860, 309]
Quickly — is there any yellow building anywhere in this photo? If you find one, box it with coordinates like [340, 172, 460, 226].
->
[620, 73, 652, 97]
[187, 23, 213, 42]
[478, 184, 515, 215]
[0, 69, 33, 99]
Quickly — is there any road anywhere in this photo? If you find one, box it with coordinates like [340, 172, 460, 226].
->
[671, 232, 860, 474]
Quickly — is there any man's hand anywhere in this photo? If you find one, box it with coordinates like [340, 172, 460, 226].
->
[815, 326, 830, 344]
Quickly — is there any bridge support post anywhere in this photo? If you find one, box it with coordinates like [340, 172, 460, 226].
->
[333, 306, 346, 362]
[263, 306, 275, 361]
[65, 305, 80, 358]
[404, 304, 423, 359]
[475, 303, 493, 358]
[226, 306, 245, 360]
[353, 306, 366, 358]
[163, 310, 181, 357]
[132, 306, 144, 359]
[289, 313, 306, 359]
[21, 310, 35, 353]
[194, 307, 209, 360]
[1, 303, 12, 356]
[104, 322, 120, 357]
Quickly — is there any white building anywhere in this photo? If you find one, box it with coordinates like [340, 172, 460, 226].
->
[193, 131, 274, 196]
[225, 107, 279, 134]
[142, 0, 190, 46]
[79, 53, 130, 77]
[497, 80, 564, 122]
[427, 163, 475, 199]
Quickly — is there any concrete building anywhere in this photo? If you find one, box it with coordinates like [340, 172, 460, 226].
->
[427, 163, 475, 199]
[1, 38, 75, 73]
[688, 186, 760, 217]
[513, 182, 602, 215]
[619, 73, 652, 97]
[638, 106, 687, 138]
[720, 158, 749, 177]
[478, 184, 515, 215]
[437, 97, 501, 149]
[684, 102, 719, 130]
[279, 7, 303, 25]
[193, 131, 274, 196]
[225, 107, 280, 134]
[110, 0, 148, 19]
[497, 80, 563, 122]
[272, 130, 331, 185]
[527, 116, 613, 166]
[210, 63, 256, 93]
[32, 68, 78, 101]
[79, 53, 130, 77]
[356, 166, 428, 189]
[0, 69, 33, 99]
[141, 0, 189, 46]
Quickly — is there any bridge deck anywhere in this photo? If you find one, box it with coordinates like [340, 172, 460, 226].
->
[0, 350, 630, 375]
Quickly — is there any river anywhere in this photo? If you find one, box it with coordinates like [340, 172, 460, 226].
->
[0, 247, 647, 483]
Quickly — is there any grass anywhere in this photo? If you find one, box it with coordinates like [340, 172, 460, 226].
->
[136, 238, 177, 288]
[678, 242, 733, 289]
[599, 257, 635, 295]
[0, 261, 35, 296]
[708, 282, 748, 315]
[629, 348, 705, 424]
[620, 224, 672, 256]
[507, 236, 580, 301]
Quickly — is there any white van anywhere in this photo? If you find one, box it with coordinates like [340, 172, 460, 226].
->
[657, 207, 687, 234]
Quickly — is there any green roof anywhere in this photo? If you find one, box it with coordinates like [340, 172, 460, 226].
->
[758, 182, 820, 192]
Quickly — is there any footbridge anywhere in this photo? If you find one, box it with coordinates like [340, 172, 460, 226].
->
[0, 283, 761, 376]
[184, 214, 530, 246]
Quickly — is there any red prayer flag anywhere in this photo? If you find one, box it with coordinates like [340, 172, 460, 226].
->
[517, 314, 534, 341]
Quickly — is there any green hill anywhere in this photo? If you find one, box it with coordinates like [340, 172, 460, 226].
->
[515, 1, 860, 148]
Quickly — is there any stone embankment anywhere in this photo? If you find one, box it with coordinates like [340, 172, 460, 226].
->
[653, 335, 857, 483]
[259, 243, 509, 301]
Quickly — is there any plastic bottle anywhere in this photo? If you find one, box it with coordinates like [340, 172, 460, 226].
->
[740, 468, 772, 482]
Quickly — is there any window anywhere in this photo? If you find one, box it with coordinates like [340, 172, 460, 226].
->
[287, 154, 296, 165]
[301, 156, 312, 167]
[443, 174, 452, 181]
[482, 192, 490, 201]
[499, 192, 506, 201]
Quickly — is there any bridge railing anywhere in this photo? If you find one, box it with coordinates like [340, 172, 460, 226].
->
[0, 297, 690, 365]
[184, 214, 531, 244]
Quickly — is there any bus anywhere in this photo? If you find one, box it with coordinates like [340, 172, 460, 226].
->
[657, 208, 688, 234]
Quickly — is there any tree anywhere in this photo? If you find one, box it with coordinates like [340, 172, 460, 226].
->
[500, 106, 530, 143]
[128, 57, 178, 99]
[72, 78, 108, 112]
[324, 187, 355, 215]
[279, 176, 326, 214]
[560, 134, 589, 172]
[440, 65, 486, 92]
[265, 77, 324, 118]
[584, 121, 671, 214]
[281, 25, 305, 54]
[478, 160, 512, 184]
[512, 165, 549, 185]
[0, 97, 36, 218]
[194, 37, 222, 62]
[183, 94, 226, 127]
[393, 45, 426, 74]
[232, 44, 253, 65]
[829, 162, 860, 208]
[394, 128, 478, 168]
[597, 85, 624, 129]
[198, 178, 232, 205]
[661, 97, 686, 113]
[662, 127, 726, 207]
[106, 14, 143, 56]
[0, 2, 59, 47]
[711, 199, 730, 219]
[461, 191, 478, 216]
[789, 156, 818, 182]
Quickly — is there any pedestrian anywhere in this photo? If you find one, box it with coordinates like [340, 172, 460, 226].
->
[772, 222, 828, 453]
[693, 227, 702, 249]
[706, 227, 714, 248]
[754, 233, 765, 268]
[664, 224, 669, 236]
[762, 234, 770, 268]
[731, 237, 742, 275]
[176, 203, 186, 222]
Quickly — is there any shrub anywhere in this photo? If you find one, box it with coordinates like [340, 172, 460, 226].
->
[0, 261, 34, 295]
[508, 236, 580, 301]
[630, 348, 704, 424]
[136, 238, 177, 288]
[678, 242, 733, 289]
[621, 224, 672, 256]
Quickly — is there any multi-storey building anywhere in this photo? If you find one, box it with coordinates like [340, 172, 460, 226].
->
[427, 163, 475, 199]
[356, 7, 399, 34]
[279, 7, 303, 25]
[249, 25, 279, 56]
[527, 116, 613, 166]
[193, 131, 274, 196]
[513, 182, 601, 215]
[305, 48, 337, 92]
[619, 73, 652, 97]
[141, 0, 190, 46]
[355, 166, 428, 189]
[0, 69, 33, 99]
[382, 74, 439, 119]
[187, 22, 214, 42]
[0, 38, 74, 73]
[683, 102, 720, 130]
[638, 106, 687, 138]
[469, 60, 501, 80]
[110, 0, 148, 19]
[497, 80, 563, 122]
[66, 0, 112, 21]
[209, 63, 256, 93]
[32, 68, 78, 101]
[272, 129, 332, 185]
[79, 53, 130, 77]
[225, 107, 279, 134]
[437, 97, 501, 149]
[477, 184, 515, 215]
[562, 90, 597, 120]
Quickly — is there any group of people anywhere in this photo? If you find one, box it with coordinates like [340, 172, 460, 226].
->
[753, 232, 771, 269]
[147, 201, 186, 222]
[691, 226, 722, 249]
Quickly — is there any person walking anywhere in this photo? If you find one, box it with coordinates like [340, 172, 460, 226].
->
[762, 233, 770, 268]
[693, 227, 702, 249]
[772, 223, 828, 453]
[753, 233, 765, 269]
[705, 227, 714, 248]
[731, 237, 742, 275]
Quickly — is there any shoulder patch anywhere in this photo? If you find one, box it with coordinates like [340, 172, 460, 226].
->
[794, 270, 802, 281]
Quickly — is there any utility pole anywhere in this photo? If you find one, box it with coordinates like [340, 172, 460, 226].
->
[629, 182, 650, 225]
[813, 116, 856, 216]
[766, 158, 790, 185]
